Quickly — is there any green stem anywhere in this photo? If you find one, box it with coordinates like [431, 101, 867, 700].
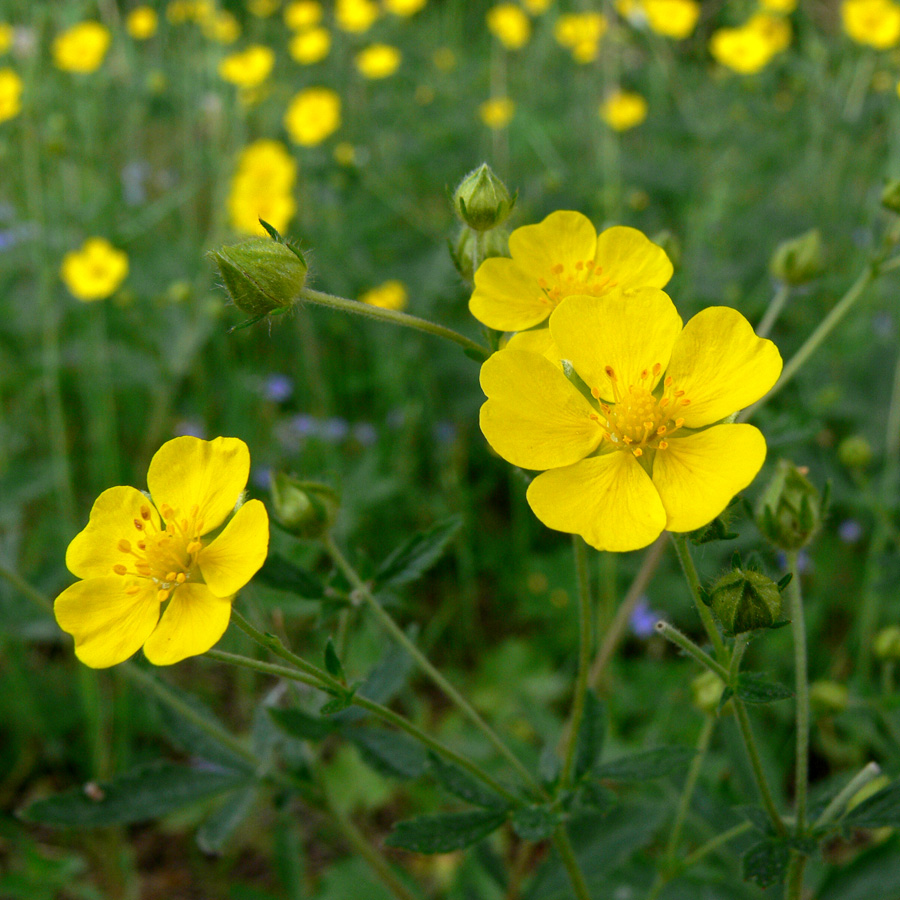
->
[0, 563, 53, 614]
[786, 551, 810, 837]
[655, 621, 731, 682]
[205, 648, 323, 688]
[814, 761, 882, 829]
[733, 699, 787, 837]
[300, 288, 488, 358]
[784, 854, 807, 900]
[552, 827, 592, 900]
[680, 821, 753, 869]
[560, 537, 593, 789]
[322, 536, 545, 798]
[756, 283, 791, 338]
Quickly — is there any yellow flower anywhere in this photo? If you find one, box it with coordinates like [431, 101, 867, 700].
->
[360, 280, 408, 310]
[284, 86, 341, 145]
[60, 238, 129, 302]
[336, 0, 381, 32]
[284, 0, 323, 29]
[127, 7, 159, 39]
[55, 436, 269, 668]
[384, 0, 428, 15]
[748, 13, 791, 52]
[248, 0, 281, 16]
[521, 0, 553, 13]
[355, 43, 402, 78]
[479, 293, 782, 551]
[218, 45, 275, 88]
[487, 4, 531, 49]
[842, 0, 900, 48]
[289, 27, 331, 64]
[642, 0, 699, 39]
[228, 139, 297, 235]
[479, 96, 515, 129]
[761, 0, 797, 11]
[554, 12, 607, 61]
[710, 23, 777, 74]
[203, 10, 242, 43]
[0, 24, 12, 55]
[600, 90, 648, 130]
[470, 210, 672, 332]
[53, 22, 111, 74]
[0, 68, 22, 123]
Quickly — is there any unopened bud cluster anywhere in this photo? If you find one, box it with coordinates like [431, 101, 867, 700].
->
[270, 473, 339, 540]
[709, 567, 783, 636]
[453, 163, 515, 232]
[770, 228, 823, 285]
[756, 459, 823, 551]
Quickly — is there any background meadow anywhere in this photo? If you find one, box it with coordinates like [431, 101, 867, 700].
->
[3, 0, 900, 897]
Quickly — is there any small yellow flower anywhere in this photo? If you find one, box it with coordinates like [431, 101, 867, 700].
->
[55, 436, 269, 668]
[554, 12, 607, 61]
[600, 90, 648, 131]
[336, 0, 381, 32]
[355, 43, 402, 78]
[284, 0, 323, 29]
[289, 27, 331, 64]
[284, 86, 341, 145]
[166, 1, 193, 24]
[760, 0, 797, 11]
[53, 22, 111, 74]
[642, 0, 699, 39]
[228, 139, 297, 235]
[218, 45, 275, 88]
[710, 23, 776, 74]
[748, 13, 791, 52]
[521, 0, 553, 13]
[470, 210, 673, 333]
[479, 96, 515, 129]
[487, 3, 532, 49]
[842, 0, 900, 48]
[127, 7, 159, 40]
[0, 68, 22, 123]
[479, 293, 782, 551]
[248, 0, 281, 16]
[360, 280, 408, 310]
[0, 23, 14, 54]
[60, 238, 129, 302]
[203, 10, 242, 43]
[384, 0, 428, 15]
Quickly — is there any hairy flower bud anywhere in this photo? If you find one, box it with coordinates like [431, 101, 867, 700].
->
[453, 163, 515, 232]
[450, 224, 509, 283]
[709, 567, 782, 636]
[874, 625, 900, 660]
[756, 459, 823, 550]
[770, 228, 823, 285]
[270, 473, 338, 539]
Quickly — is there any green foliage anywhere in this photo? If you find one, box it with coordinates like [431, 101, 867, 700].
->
[385, 810, 508, 854]
[593, 747, 696, 782]
[373, 515, 463, 590]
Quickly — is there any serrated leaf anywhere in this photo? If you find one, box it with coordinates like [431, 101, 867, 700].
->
[346, 727, 427, 779]
[385, 810, 507, 854]
[736, 673, 794, 704]
[324, 637, 344, 680]
[197, 786, 258, 855]
[511, 805, 562, 842]
[255, 553, 325, 598]
[742, 839, 790, 887]
[843, 780, 900, 829]
[269, 707, 337, 741]
[574, 691, 605, 781]
[428, 752, 510, 810]
[594, 747, 695, 782]
[21, 761, 250, 828]
[374, 516, 462, 589]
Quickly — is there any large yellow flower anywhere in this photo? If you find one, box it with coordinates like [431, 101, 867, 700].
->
[479, 291, 782, 551]
[470, 211, 672, 332]
[55, 437, 269, 667]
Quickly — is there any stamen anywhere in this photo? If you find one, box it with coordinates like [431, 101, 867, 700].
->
[118, 539, 131, 553]
[140, 505, 152, 521]
[166, 571, 177, 583]
[633, 447, 643, 457]
[156, 588, 170, 603]
[133, 519, 144, 531]
[658, 440, 668, 449]
[125, 585, 141, 595]
[605, 365, 617, 381]
[113, 564, 127, 575]
[176, 573, 187, 584]
[652, 363, 661, 376]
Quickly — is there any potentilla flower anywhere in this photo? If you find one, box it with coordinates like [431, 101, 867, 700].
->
[0, 68, 22, 123]
[487, 4, 532, 49]
[600, 90, 648, 131]
[478, 96, 515, 129]
[284, 0, 323, 29]
[218, 45, 275, 88]
[360, 279, 408, 310]
[470, 210, 672, 332]
[284, 86, 341, 145]
[289, 27, 331, 64]
[60, 237, 129, 301]
[355, 44, 402, 79]
[126, 7, 159, 40]
[842, 0, 900, 48]
[53, 22, 111, 74]
[642, 0, 699, 39]
[55, 436, 269, 667]
[479, 290, 782, 551]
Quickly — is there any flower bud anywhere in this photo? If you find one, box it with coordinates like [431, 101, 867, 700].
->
[874, 625, 900, 660]
[691, 670, 726, 715]
[838, 435, 873, 470]
[809, 680, 849, 714]
[756, 460, 823, 551]
[770, 228, 823, 285]
[453, 163, 515, 232]
[881, 179, 900, 214]
[709, 567, 782, 636]
[450, 224, 509, 283]
[270, 473, 338, 539]
[211, 231, 307, 320]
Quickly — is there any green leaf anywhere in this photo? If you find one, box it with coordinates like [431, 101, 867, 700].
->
[385, 810, 507, 854]
[268, 707, 336, 741]
[374, 516, 462, 589]
[742, 839, 790, 887]
[324, 637, 344, 680]
[255, 553, 325, 598]
[428, 752, 510, 810]
[320, 690, 356, 716]
[197, 786, 258, 855]
[735, 672, 794, 704]
[21, 761, 250, 828]
[594, 747, 695, 782]
[511, 805, 562, 842]
[346, 727, 427, 779]
[574, 691, 605, 781]
[843, 780, 900, 829]
[575, 781, 616, 813]
[738, 805, 777, 835]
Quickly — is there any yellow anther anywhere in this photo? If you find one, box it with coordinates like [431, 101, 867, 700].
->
[113, 564, 127, 575]
[125, 585, 141, 595]
[652, 363, 661, 376]
[552, 263, 564, 274]
[633, 447, 643, 457]
[140, 505, 152, 520]
[660, 397, 670, 408]
[665, 376, 673, 387]
[166, 571, 177, 583]
[137, 540, 146, 550]
[681, 398, 691, 406]
[605, 365, 617, 381]
[658, 440, 669, 450]
[176, 573, 187, 584]
[657, 425, 667, 435]
[156, 589, 170, 603]
[187, 539, 202, 554]
[675, 417, 685, 427]
[118, 539, 131, 553]
[133, 519, 144, 531]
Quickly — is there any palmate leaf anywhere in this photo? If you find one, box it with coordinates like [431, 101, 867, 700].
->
[374, 516, 463, 589]
[385, 809, 507, 854]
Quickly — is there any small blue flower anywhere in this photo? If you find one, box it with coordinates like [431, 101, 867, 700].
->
[263, 374, 293, 403]
[838, 519, 863, 543]
[629, 598, 659, 639]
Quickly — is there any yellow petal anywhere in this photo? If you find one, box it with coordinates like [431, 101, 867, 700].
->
[142, 583, 232, 665]
[664, 306, 783, 427]
[652, 424, 767, 532]
[526, 452, 667, 551]
[198, 499, 269, 596]
[66, 486, 160, 579]
[550, 289, 682, 399]
[479, 348, 604, 469]
[505, 328, 562, 367]
[508, 210, 598, 282]
[55, 576, 160, 668]
[147, 436, 250, 534]
[470, 257, 553, 331]
[594, 225, 673, 291]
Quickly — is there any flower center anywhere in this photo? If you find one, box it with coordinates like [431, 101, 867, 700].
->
[112, 502, 205, 603]
[537, 258, 617, 307]
[593, 364, 690, 457]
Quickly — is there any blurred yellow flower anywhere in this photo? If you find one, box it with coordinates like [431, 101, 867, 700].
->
[336, 0, 381, 32]
[53, 22, 111, 73]
[355, 44, 402, 78]
[521, 0, 553, 13]
[748, 13, 791, 52]
[289, 27, 331, 64]
[127, 7, 159, 39]
[554, 12, 606, 61]
[284, 0, 323, 29]
[0, 68, 22, 123]
[55, 436, 269, 668]
[710, 21, 778, 74]
[203, 10, 242, 43]
[642, 0, 699, 39]
[284, 86, 341, 145]
[61, 238, 129, 302]
[487, 4, 531, 49]
[0, 24, 12, 55]
[228, 139, 297, 235]
[333, 141, 357, 166]
[600, 90, 648, 130]
[166, 0, 198, 23]
[248, 0, 281, 16]
[479, 294, 782, 551]
[218, 45, 275, 88]
[384, 0, 428, 14]
[479, 96, 515, 129]
[761, 0, 797, 11]
[842, 0, 900, 48]
[360, 280, 408, 310]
